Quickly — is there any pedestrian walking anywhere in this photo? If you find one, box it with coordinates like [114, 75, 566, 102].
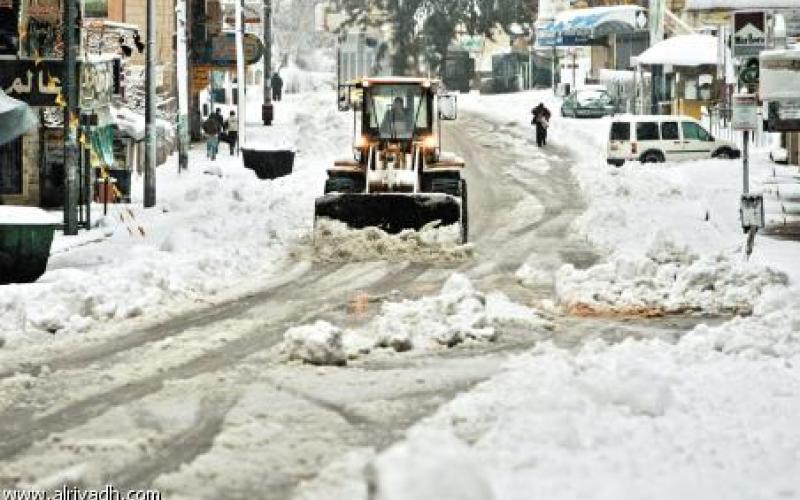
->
[202, 113, 222, 160]
[225, 110, 239, 156]
[531, 102, 551, 147]
[271, 72, 284, 102]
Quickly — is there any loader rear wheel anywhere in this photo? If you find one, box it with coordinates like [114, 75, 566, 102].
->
[460, 179, 469, 244]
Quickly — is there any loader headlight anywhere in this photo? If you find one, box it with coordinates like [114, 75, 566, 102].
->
[355, 135, 369, 148]
[422, 135, 438, 150]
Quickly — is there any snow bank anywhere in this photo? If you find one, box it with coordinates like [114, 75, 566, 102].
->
[310, 219, 473, 263]
[683, 288, 800, 358]
[281, 274, 552, 365]
[368, 428, 493, 500]
[556, 231, 788, 316]
[355, 324, 800, 500]
[0, 89, 351, 350]
[460, 89, 799, 316]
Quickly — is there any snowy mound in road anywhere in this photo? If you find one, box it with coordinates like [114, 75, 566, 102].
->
[683, 287, 800, 358]
[309, 219, 473, 263]
[327, 310, 800, 500]
[282, 274, 552, 365]
[368, 427, 493, 500]
[554, 232, 788, 316]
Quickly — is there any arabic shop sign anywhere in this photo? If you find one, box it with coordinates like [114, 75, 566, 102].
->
[200, 32, 264, 66]
[1, 60, 64, 106]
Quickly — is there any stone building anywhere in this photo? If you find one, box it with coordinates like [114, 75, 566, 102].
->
[0, 0, 177, 208]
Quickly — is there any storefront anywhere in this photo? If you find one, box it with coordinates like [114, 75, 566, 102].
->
[0, 0, 142, 208]
[635, 33, 735, 119]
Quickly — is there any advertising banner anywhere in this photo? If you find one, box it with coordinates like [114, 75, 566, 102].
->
[84, 0, 108, 18]
[732, 11, 766, 58]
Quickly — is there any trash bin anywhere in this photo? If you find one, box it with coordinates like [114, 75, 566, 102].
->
[241, 149, 295, 180]
[0, 217, 57, 284]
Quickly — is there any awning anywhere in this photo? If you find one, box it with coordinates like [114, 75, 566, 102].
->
[536, 6, 649, 48]
[0, 89, 38, 146]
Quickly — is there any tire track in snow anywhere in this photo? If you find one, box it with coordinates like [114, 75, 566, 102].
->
[0, 263, 434, 462]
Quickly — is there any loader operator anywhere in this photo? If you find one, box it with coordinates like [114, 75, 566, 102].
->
[380, 97, 412, 138]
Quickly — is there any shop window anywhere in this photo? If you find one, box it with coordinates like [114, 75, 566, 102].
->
[0, 136, 23, 195]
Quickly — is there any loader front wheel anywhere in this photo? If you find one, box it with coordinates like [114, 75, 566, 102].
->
[460, 179, 469, 244]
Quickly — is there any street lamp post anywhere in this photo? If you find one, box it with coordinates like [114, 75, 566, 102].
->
[144, 0, 156, 207]
[262, 0, 273, 126]
[63, 0, 80, 235]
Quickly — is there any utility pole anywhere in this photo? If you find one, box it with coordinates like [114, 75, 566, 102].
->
[235, 0, 246, 148]
[144, 0, 157, 207]
[176, 0, 190, 172]
[63, 0, 79, 235]
[262, 0, 273, 126]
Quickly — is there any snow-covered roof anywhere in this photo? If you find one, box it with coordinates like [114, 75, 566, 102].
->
[636, 34, 725, 67]
[685, 0, 799, 10]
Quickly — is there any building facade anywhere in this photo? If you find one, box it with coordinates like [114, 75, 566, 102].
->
[0, 0, 177, 208]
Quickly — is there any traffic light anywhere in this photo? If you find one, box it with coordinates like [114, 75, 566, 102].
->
[740, 57, 760, 85]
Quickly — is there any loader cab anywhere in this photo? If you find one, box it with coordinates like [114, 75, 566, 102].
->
[358, 79, 436, 142]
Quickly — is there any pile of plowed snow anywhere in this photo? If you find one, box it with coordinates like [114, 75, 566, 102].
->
[295, 297, 800, 500]
[553, 232, 787, 316]
[281, 274, 552, 365]
[308, 219, 473, 263]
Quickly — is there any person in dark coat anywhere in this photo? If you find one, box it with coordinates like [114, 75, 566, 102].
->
[271, 72, 284, 101]
[202, 113, 223, 160]
[531, 102, 552, 147]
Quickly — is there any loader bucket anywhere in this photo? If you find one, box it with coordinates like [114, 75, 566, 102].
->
[314, 193, 462, 234]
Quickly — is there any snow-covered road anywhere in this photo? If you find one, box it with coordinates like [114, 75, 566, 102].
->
[0, 88, 798, 499]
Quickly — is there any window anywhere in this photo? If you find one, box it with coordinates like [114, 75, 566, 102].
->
[682, 121, 712, 141]
[0, 137, 23, 195]
[610, 122, 630, 141]
[577, 90, 611, 105]
[636, 122, 660, 141]
[365, 85, 430, 139]
[661, 122, 680, 140]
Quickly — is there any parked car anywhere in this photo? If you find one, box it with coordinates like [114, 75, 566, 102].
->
[560, 88, 616, 118]
[606, 115, 741, 166]
[769, 147, 789, 164]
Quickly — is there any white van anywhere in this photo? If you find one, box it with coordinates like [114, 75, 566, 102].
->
[606, 115, 740, 166]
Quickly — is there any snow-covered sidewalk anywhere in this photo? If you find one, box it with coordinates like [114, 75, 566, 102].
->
[0, 88, 350, 351]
